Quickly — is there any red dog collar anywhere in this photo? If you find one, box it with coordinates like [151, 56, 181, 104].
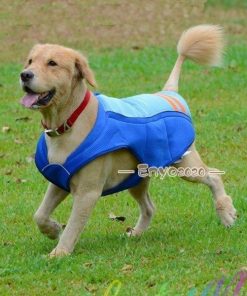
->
[42, 90, 91, 137]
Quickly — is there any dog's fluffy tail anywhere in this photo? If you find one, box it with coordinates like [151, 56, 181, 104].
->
[163, 24, 224, 92]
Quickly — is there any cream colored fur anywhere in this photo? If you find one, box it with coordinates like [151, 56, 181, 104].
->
[20, 25, 236, 257]
[164, 24, 224, 91]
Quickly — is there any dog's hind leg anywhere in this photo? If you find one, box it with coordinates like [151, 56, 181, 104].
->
[34, 183, 68, 240]
[127, 178, 155, 236]
[174, 143, 237, 226]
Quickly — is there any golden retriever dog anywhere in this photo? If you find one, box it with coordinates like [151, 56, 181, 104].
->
[20, 25, 237, 257]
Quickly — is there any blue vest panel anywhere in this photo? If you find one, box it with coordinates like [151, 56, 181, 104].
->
[35, 91, 195, 195]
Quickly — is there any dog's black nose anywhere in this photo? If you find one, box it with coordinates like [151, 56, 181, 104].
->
[20, 70, 34, 82]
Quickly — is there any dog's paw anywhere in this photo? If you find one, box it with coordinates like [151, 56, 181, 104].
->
[49, 247, 70, 258]
[126, 227, 142, 237]
[215, 195, 237, 227]
[45, 221, 64, 240]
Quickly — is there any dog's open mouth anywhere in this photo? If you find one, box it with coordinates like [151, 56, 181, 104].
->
[20, 87, 56, 109]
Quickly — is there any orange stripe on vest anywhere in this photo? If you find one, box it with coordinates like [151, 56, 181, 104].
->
[155, 93, 179, 111]
[155, 93, 186, 113]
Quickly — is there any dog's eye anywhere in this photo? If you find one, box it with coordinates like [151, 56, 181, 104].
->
[48, 60, 57, 66]
[28, 59, 32, 65]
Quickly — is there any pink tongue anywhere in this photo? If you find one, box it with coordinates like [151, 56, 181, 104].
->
[20, 93, 40, 108]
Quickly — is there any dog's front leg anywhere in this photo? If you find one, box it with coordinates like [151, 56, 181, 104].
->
[34, 183, 68, 239]
[49, 156, 107, 257]
[49, 190, 100, 257]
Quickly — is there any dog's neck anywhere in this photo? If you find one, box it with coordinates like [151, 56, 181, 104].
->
[40, 81, 88, 130]
[41, 80, 98, 163]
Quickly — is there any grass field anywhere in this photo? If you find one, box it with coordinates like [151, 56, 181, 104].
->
[0, 1, 247, 295]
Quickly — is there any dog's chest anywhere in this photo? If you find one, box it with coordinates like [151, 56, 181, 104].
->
[46, 134, 83, 164]
[45, 118, 94, 164]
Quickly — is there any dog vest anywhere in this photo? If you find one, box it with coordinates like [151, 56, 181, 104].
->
[35, 91, 195, 195]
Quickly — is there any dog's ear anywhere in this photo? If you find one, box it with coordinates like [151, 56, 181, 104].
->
[75, 53, 96, 87]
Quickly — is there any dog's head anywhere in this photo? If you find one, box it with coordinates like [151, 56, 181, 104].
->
[20, 44, 96, 109]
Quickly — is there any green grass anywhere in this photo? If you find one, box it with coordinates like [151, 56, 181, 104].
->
[206, 0, 247, 9]
[0, 43, 247, 295]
